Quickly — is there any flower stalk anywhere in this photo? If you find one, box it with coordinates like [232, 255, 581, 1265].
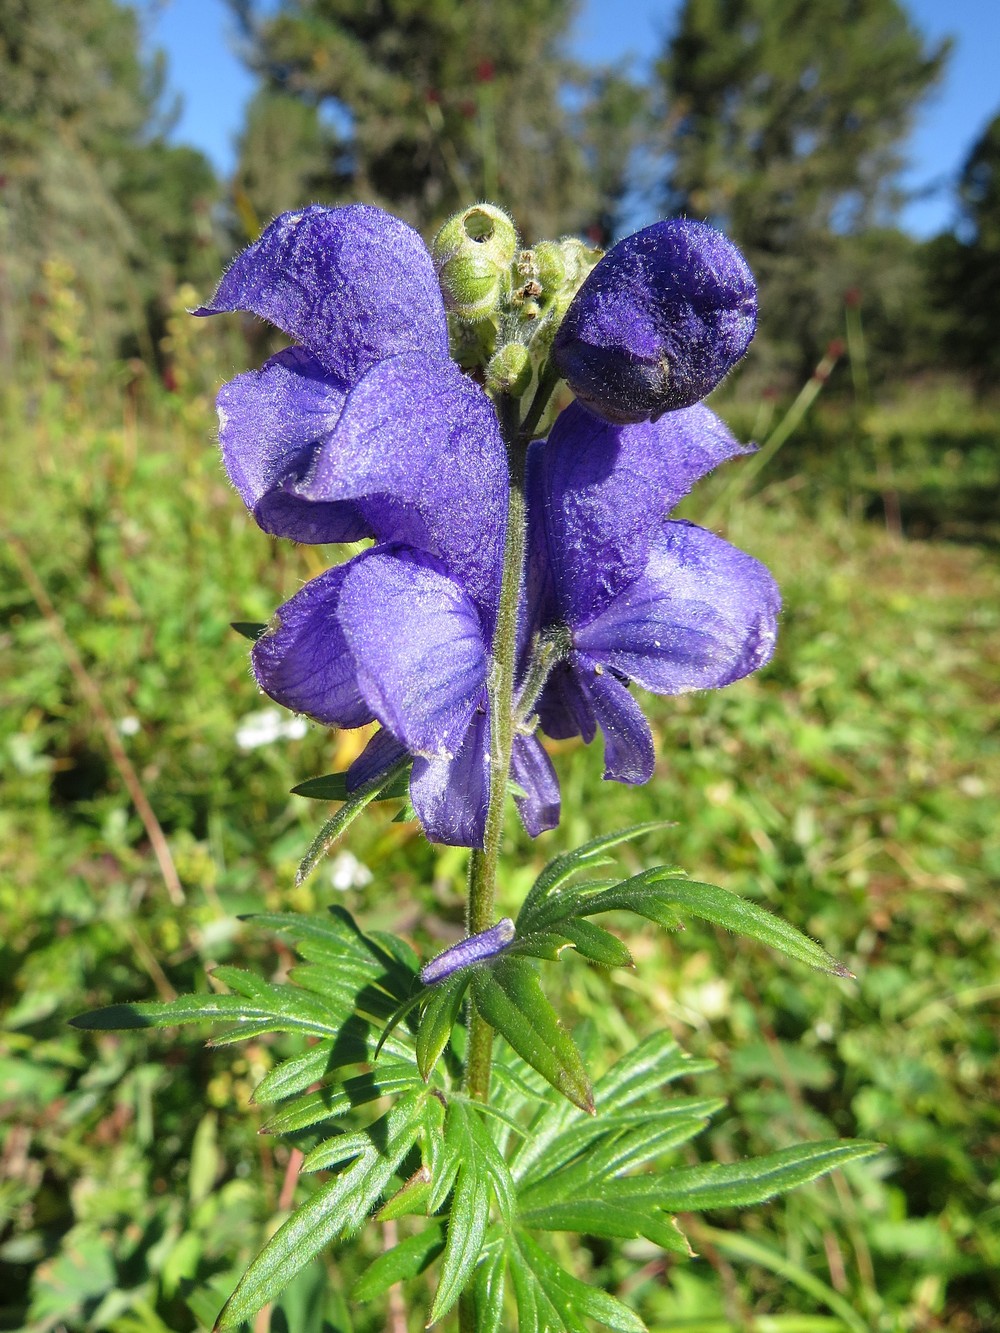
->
[464, 391, 530, 1105]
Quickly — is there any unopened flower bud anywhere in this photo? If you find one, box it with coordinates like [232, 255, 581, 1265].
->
[552, 218, 756, 424]
[419, 917, 516, 984]
[533, 241, 566, 296]
[432, 204, 518, 321]
[486, 342, 532, 398]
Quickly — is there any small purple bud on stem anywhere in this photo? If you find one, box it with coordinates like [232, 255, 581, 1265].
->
[420, 917, 516, 985]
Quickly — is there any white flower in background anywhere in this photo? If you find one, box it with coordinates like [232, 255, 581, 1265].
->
[235, 707, 308, 751]
[117, 715, 140, 736]
[329, 850, 373, 892]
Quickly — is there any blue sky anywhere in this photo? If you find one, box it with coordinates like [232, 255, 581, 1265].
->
[135, 0, 1000, 238]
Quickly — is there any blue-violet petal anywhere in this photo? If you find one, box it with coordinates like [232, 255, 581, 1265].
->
[195, 204, 448, 381]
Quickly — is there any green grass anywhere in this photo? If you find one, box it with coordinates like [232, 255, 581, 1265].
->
[1, 367, 998, 1332]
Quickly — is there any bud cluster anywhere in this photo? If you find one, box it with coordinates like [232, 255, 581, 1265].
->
[432, 204, 518, 321]
[432, 205, 602, 407]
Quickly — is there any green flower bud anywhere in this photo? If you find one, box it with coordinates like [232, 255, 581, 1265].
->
[486, 341, 532, 398]
[432, 204, 518, 321]
[533, 241, 566, 297]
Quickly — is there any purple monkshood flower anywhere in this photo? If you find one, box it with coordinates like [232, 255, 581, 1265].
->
[196, 205, 556, 847]
[552, 219, 757, 425]
[202, 204, 777, 850]
[524, 402, 780, 781]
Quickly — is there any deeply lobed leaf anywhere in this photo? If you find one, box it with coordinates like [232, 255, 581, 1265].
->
[216, 1090, 432, 1329]
[472, 958, 594, 1113]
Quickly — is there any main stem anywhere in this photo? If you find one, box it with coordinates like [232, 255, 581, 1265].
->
[464, 392, 529, 1103]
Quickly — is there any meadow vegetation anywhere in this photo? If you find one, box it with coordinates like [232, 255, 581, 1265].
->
[3, 0, 1000, 1326]
[2, 283, 997, 1329]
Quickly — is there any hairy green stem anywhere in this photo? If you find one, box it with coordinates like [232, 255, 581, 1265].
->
[459, 376, 557, 1332]
[464, 396, 527, 1104]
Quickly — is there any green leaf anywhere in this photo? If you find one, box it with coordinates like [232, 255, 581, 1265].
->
[610, 1139, 883, 1210]
[260, 1064, 423, 1136]
[581, 870, 853, 976]
[298, 1131, 371, 1175]
[465, 1104, 517, 1227]
[556, 918, 634, 968]
[471, 1241, 506, 1333]
[416, 973, 470, 1081]
[216, 1092, 427, 1329]
[231, 621, 267, 641]
[250, 906, 384, 963]
[291, 768, 411, 802]
[352, 1221, 445, 1302]
[506, 931, 576, 962]
[595, 1032, 717, 1112]
[290, 962, 399, 1021]
[508, 1233, 544, 1333]
[471, 958, 594, 1113]
[512, 1033, 715, 1185]
[518, 823, 669, 931]
[376, 1166, 433, 1221]
[430, 1103, 492, 1324]
[536, 1115, 715, 1204]
[427, 1102, 465, 1214]
[295, 755, 411, 885]
[519, 1198, 691, 1255]
[254, 907, 418, 1003]
[252, 1045, 337, 1105]
[516, 1103, 721, 1191]
[517, 1232, 647, 1333]
[375, 987, 429, 1058]
[71, 990, 343, 1041]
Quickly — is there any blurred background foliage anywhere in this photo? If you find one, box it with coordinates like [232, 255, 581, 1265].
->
[1, 0, 998, 1330]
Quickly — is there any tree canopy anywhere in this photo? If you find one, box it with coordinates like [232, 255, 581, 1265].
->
[655, 0, 948, 379]
[925, 110, 1000, 390]
[227, 0, 643, 242]
[0, 0, 218, 369]
[6, 0, 996, 397]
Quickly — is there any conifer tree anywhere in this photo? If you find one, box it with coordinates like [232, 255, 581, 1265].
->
[656, 0, 948, 381]
[925, 110, 1000, 390]
[0, 0, 218, 370]
[228, 0, 636, 241]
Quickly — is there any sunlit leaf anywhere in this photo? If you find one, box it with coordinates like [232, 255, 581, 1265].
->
[518, 823, 669, 930]
[520, 1198, 692, 1255]
[430, 1103, 492, 1324]
[261, 1063, 423, 1136]
[465, 1103, 517, 1226]
[583, 870, 852, 975]
[71, 991, 343, 1041]
[471, 1241, 506, 1333]
[352, 1222, 445, 1303]
[472, 958, 594, 1113]
[216, 1091, 429, 1330]
[555, 918, 634, 968]
[621, 1138, 882, 1210]
[592, 1032, 715, 1112]
[295, 755, 411, 885]
[515, 1104, 720, 1191]
[517, 1231, 647, 1332]
[376, 1166, 433, 1221]
[416, 972, 471, 1081]
[252, 1044, 337, 1105]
